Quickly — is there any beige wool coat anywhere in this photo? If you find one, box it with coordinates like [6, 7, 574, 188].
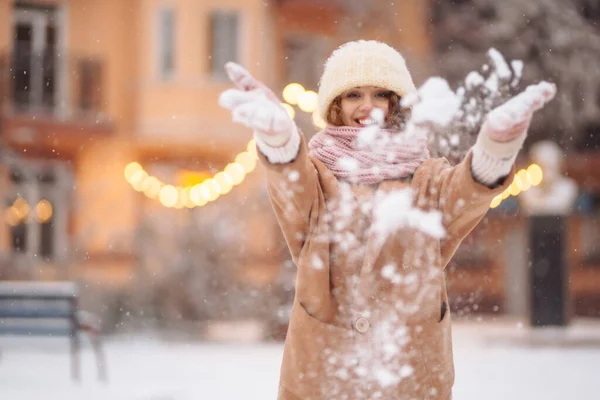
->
[259, 134, 513, 400]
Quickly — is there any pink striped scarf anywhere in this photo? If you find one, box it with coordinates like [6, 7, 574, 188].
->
[308, 125, 430, 184]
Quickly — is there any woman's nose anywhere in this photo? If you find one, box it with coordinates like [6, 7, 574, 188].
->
[359, 97, 374, 112]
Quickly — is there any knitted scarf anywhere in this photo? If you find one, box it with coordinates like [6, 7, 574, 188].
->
[308, 125, 430, 184]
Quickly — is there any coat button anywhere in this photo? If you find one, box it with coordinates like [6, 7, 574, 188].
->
[355, 317, 370, 333]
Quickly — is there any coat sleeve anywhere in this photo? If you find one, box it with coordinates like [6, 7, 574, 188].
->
[427, 151, 514, 268]
[255, 129, 323, 263]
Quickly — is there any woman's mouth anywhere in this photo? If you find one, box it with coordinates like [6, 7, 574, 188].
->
[355, 118, 377, 127]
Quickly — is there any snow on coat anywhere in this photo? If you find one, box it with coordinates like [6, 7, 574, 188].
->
[259, 134, 514, 400]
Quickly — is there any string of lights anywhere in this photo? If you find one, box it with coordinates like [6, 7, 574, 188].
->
[124, 139, 259, 209]
[489, 163, 543, 208]
[124, 83, 322, 208]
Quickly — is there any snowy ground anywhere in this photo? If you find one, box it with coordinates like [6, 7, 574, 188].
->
[1, 318, 599, 400]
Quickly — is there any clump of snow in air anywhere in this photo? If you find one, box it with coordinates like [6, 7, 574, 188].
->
[381, 264, 402, 284]
[381, 264, 396, 280]
[371, 108, 385, 126]
[355, 108, 387, 150]
[356, 124, 380, 148]
[465, 71, 485, 89]
[488, 48, 511, 80]
[484, 73, 499, 93]
[403, 48, 532, 165]
[338, 156, 360, 172]
[311, 255, 324, 270]
[372, 189, 446, 240]
[335, 368, 350, 381]
[405, 77, 460, 127]
[399, 364, 415, 378]
[511, 60, 524, 84]
[449, 134, 460, 146]
[288, 170, 299, 182]
[374, 366, 400, 387]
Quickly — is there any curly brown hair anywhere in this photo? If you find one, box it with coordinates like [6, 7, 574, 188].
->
[326, 92, 411, 130]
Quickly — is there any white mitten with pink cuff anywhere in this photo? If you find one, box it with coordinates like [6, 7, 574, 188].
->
[471, 81, 557, 186]
[218, 62, 300, 164]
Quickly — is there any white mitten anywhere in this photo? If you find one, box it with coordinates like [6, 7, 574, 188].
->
[472, 81, 557, 185]
[481, 81, 556, 145]
[219, 62, 295, 148]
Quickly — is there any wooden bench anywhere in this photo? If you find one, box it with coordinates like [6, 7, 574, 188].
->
[0, 281, 107, 381]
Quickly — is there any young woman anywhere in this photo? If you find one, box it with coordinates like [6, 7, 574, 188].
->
[219, 40, 555, 400]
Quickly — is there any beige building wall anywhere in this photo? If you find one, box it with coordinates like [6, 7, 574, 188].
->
[135, 0, 274, 155]
[68, 0, 139, 131]
[65, 1, 139, 262]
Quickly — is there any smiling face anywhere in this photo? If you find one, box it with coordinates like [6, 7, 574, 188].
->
[338, 86, 393, 127]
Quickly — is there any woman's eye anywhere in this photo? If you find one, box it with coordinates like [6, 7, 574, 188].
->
[346, 92, 360, 99]
[375, 91, 392, 99]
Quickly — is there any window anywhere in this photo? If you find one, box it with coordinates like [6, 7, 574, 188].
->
[6, 164, 71, 262]
[158, 6, 175, 79]
[12, 4, 60, 111]
[209, 11, 239, 78]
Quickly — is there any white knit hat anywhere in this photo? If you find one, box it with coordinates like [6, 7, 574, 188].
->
[317, 40, 417, 120]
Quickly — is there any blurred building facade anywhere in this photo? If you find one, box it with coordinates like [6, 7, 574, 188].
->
[0, 0, 283, 320]
[0, 0, 598, 335]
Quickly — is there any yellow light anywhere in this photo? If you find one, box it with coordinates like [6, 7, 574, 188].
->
[222, 172, 235, 187]
[13, 197, 29, 220]
[181, 187, 196, 208]
[517, 169, 531, 191]
[214, 172, 233, 195]
[173, 189, 186, 209]
[199, 181, 212, 200]
[246, 139, 258, 160]
[210, 179, 222, 197]
[509, 181, 521, 197]
[200, 180, 219, 201]
[281, 103, 295, 120]
[124, 162, 143, 182]
[236, 152, 257, 173]
[130, 170, 148, 191]
[190, 184, 208, 206]
[501, 189, 511, 200]
[225, 163, 245, 185]
[282, 83, 305, 105]
[177, 187, 194, 209]
[490, 195, 502, 209]
[5, 206, 22, 227]
[35, 199, 53, 223]
[513, 175, 524, 191]
[527, 164, 543, 186]
[177, 170, 211, 188]
[142, 176, 162, 199]
[312, 110, 326, 129]
[297, 90, 318, 113]
[126, 133, 260, 207]
[159, 185, 179, 207]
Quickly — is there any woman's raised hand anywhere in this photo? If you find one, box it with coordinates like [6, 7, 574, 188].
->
[219, 62, 294, 147]
[480, 81, 557, 142]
